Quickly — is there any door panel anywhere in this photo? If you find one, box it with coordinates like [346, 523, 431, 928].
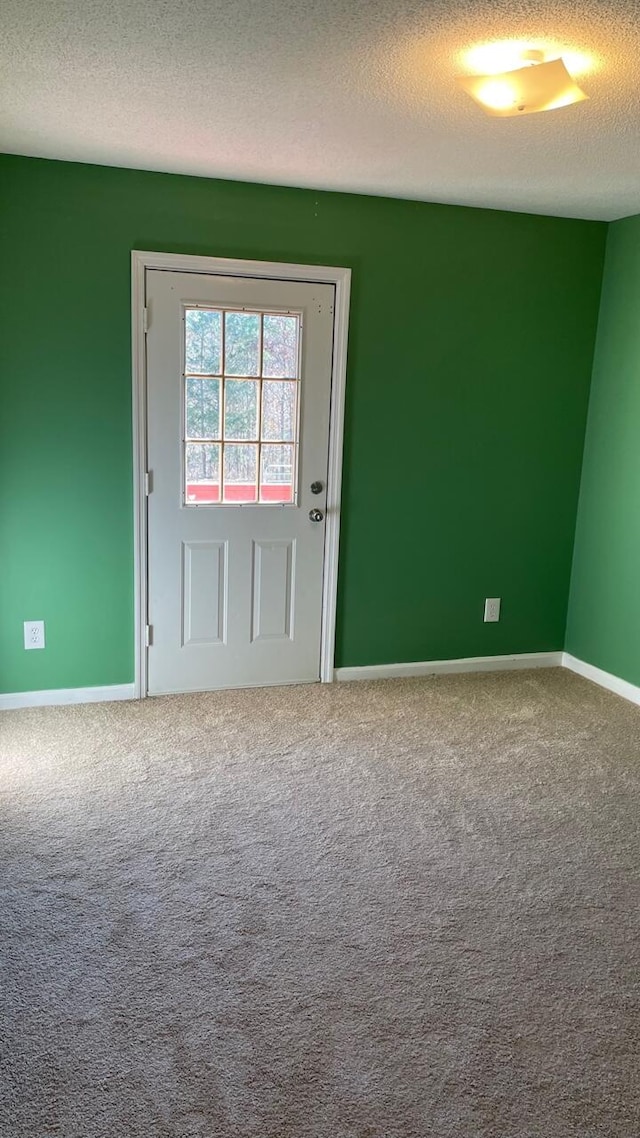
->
[251, 539, 295, 642]
[146, 270, 334, 694]
[181, 541, 227, 646]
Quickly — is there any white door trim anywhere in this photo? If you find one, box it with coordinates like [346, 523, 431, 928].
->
[131, 250, 351, 698]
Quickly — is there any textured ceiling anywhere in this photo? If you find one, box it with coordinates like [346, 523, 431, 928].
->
[2, 0, 640, 219]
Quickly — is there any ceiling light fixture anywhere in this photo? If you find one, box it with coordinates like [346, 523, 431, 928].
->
[457, 49, 588, 117]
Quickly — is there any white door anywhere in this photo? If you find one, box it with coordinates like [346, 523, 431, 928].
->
[145, 269, 335, 695]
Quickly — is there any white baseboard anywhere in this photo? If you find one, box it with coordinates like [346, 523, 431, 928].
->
[335, 652, 563, 683]
[562, 653, 640, 707]
[4, 655, 638, 711]
[0, 683, 136, 711]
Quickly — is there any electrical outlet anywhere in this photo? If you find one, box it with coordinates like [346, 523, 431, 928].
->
[484, 598, 501, 623]
[24, 620, 45, 650]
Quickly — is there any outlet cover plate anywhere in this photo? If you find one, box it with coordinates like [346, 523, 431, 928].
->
[484, 598, 501, 623]
[24, 620, 45, 649]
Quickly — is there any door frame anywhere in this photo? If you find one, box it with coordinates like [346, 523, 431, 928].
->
[131, 250, 351, 698]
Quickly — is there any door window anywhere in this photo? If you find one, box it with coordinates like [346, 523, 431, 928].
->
[184, 308, 300, 505]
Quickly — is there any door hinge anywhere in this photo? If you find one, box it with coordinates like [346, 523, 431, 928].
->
[144, 470, 152, 496]
[145, 624, 152, 647]
[143, 306, 150, 333]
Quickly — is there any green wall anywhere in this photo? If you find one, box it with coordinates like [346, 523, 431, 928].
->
[0, 154, 606, 693]
[566, 215, 640, 686]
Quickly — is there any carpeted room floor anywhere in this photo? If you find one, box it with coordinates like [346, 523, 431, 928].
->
[0, 668, 639, 1138]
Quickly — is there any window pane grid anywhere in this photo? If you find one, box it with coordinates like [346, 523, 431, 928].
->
[184, 307, 300, 505]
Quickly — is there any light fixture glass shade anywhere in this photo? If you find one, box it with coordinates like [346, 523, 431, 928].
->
[457, 57, 588, 116]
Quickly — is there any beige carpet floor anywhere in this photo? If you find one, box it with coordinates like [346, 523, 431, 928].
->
[1, 668, 639, 1137]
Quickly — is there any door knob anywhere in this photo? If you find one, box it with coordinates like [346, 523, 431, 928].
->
[309, 508, 324, 522]
[310, 480, 324, 494]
